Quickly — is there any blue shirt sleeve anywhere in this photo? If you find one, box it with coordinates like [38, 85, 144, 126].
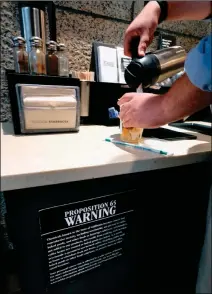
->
[185, 34, 212, 92]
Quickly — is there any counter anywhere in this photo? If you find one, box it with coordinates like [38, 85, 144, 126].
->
[1, 122, 211, 191]
[1, 121, 211, 294]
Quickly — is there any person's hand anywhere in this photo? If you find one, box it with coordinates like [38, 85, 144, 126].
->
[124, 1, 161, 57]
[118, 92, 165, 129]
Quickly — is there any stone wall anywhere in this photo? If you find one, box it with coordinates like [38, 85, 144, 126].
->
[0, 1, 210, 122]
[0, 1, 21, 122]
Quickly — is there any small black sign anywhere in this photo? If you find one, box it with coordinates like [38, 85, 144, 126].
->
[158, 34, 176, 49]
[121, 57, 131, 72]
[39, 191, 135, 290]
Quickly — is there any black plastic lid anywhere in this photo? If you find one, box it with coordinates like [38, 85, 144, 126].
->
[124, 54, 161, 88]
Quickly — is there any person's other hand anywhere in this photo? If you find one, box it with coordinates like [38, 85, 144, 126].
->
[124, 1, 161, 57]
[118, 92, 165, 129]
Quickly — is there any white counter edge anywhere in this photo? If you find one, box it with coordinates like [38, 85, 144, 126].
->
[1, 151, 210, 192]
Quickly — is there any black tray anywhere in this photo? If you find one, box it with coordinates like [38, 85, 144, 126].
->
[143, 127, 197, 140]
[169, 122, 212, 136]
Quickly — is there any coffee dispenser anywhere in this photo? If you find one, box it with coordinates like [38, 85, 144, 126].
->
[125, 46, 186, 89]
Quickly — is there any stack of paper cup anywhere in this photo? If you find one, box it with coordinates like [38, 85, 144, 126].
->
[71, 71, 95, 81]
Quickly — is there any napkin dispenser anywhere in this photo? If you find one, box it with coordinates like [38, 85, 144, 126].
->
[16, 84, 80, 134]
[6, 71, 80, 135]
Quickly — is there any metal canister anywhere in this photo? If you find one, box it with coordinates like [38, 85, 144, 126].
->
[20, 5, 46, 53]
[125, 46, 186, 88]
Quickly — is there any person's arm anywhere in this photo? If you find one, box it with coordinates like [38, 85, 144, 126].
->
[124, 1, 211, 57]
[161, 73, 212, 126]
[118, 73, 212, 129]
[166, 1, 211, 21]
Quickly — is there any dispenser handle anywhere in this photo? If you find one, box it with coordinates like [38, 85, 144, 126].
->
[130, 37, 152, 59]
[130, 37, 141, 59]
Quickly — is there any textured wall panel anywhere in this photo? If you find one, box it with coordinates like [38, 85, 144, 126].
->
[54, 1, 133, 21]
[0, 1, 210, 121]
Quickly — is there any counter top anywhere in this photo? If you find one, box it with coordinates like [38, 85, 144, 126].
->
[1, 122, 211, 191]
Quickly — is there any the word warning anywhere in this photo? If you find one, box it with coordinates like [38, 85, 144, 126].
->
[39, 192, 134, 288]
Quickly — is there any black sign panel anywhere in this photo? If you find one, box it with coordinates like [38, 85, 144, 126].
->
[158, 34, 176, 49]
[121, 57, 131, 72]
[39, 191, 135, 290]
